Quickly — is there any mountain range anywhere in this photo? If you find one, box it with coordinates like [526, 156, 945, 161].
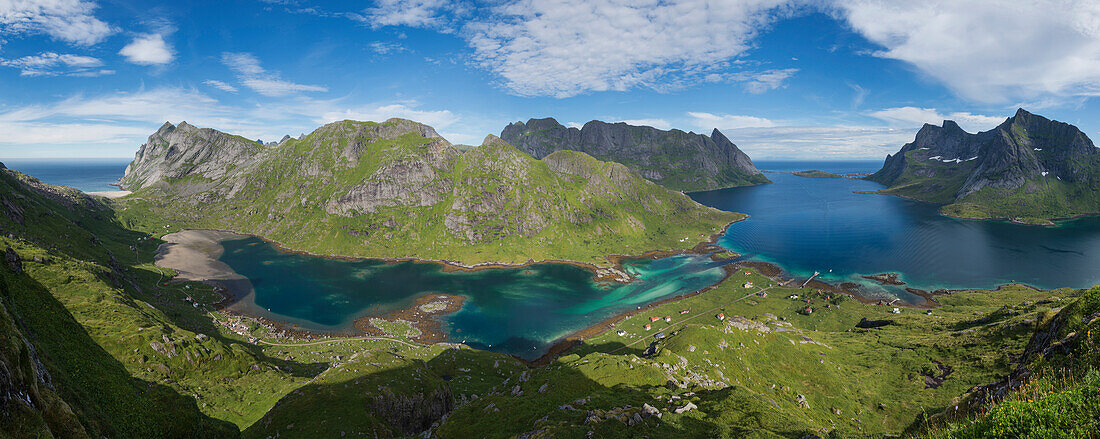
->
[119, 118, 740, 266]
[867, 109, 1100, 224]
[500, 118, 770, 192]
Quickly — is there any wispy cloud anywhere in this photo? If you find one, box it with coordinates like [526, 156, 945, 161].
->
[688, 112, 776, 130]
[725, 125, 915, 160]
[221, 52, 328, 97]
[0, 0, 114, 45]
[865, 106, 1005, 132]
[203, 79, 238, 93]
[0, 52, 110, 76]
[351, 0, 460, 31]
[729, 68, 799, 94]
[0, 87, 474, 156]
[367, 41, 409, 55]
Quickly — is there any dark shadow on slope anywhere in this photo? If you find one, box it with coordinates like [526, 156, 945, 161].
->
[244, 345, 825, 439]
[0, 270, 239, 438]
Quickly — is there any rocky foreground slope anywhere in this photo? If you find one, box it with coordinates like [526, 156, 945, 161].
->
[119, 119, 740, 266]
[867, 109, 1100, 224]
[500, 118, 770, 192]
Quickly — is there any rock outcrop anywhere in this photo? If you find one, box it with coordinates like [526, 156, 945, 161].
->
[119, 119, 740, 265]
[866, 109, 1100, 221]
[500, 118, 769, 191]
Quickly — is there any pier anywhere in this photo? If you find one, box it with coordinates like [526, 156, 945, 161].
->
[800, 271, 821, 288]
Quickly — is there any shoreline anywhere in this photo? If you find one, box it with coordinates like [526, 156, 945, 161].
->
[152, 224, 744, 355]
[154, 226, 1053, 367]
[854, 190, 1100, 227]
[174, 216, 747, 284]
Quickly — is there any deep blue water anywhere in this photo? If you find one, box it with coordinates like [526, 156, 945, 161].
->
[691, 160, 1100, 298]
[1, 158, 129, 192]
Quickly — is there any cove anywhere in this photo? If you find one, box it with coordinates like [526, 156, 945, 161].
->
[690, 161, 1100, 300]
[210, 160, 1100, 360]
[216, 237, 732, 359]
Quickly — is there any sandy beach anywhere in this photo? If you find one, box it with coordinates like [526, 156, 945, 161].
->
[84, 190, 132, 198]
[155, 229, 256, 308]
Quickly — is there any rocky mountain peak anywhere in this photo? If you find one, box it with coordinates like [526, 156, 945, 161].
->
[940, 120, 964, 133]
[868, 109, 1100, 220]
[499, 117, 768, 191]
[156, 121, 175, 134]
[710, 128, 731, 144]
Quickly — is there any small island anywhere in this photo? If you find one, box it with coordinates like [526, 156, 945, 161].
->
[793, 170, 845, 178]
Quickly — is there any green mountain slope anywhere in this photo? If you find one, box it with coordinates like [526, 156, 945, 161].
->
[118, 119, 741, 267]
[500, 118, 771, 192]
[4, 156, 1098, 438]
[0, 165, 241, 437]
[241, 264, 1087, 438]
[920, 286, 1100, 438]
[866, 109, 1100, 224]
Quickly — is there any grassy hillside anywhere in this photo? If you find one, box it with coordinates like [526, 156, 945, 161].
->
[0, 168, 243, 437]
[919, 286, 1100, 438]
[242, 262, 1083, 438]
[118, 119, 741, 267]
[4, 160, 1098, 437]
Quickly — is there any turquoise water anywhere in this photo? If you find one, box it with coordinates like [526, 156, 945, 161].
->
[16, 159, 1100, 359]
[691, 161, 1100, 297]
[218, 238, 731, 359]
[1, 158, 130, 192]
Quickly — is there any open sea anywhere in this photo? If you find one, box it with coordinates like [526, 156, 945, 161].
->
[1, 158, 131, 192]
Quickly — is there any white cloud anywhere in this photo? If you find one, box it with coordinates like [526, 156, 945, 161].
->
[866, 107, 1005, 133]
[728, 68, 798, 94]
[353, 0, 456, 30]
[203, 79, 238, 93]
[836, 0, 1100, 103]
[221, 52, 328, 97]
[688, 112, 776, 130]
[464, 0, 794, 97]
[0, 88, 231, 151]
[0, 0, 114, 45]
[367, 41, 408, 55]
[724, 125, 916, 160]
[0, 51, 109, 76]
[119, 33, 174, 65]
[0, 87, 471, 156]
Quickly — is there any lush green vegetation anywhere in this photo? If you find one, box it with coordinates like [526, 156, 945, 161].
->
[793, 170, 845, 178]
[4, 142, 1100, 438]
[942, 178, 1100, 224]
[118, 120, 741, 268]
[923, 286, 1100, 438]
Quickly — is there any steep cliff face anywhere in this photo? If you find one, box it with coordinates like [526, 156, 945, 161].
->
[120, 120, 740, 266]
[500, 118, 769, 191]
[867, 109, 1100, 222]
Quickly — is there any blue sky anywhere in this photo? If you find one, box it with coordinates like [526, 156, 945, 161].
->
[1, 0, 1099, 160]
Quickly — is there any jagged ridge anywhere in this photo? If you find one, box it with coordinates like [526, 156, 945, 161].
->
[500, 118, 770, 192]
[866, 109, 1100, 223]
